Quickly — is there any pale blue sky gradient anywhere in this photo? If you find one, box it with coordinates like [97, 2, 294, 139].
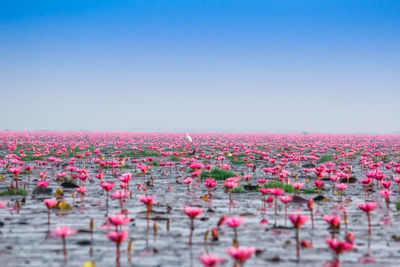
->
[1, 1, 399, 133]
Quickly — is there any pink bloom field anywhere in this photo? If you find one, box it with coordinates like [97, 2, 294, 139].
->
[0, 131, 400, 266]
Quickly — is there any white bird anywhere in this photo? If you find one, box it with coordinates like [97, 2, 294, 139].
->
[186, 132, 192, 142]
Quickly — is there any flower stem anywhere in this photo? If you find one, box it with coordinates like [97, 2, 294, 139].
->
[367, 212, 372, 234]
[274, 196, 278, 227]
[189, 219, 194, 245]
[116, 242, 120, 263]
[296, 227, 300, 263]
[62, 237, 67, 261]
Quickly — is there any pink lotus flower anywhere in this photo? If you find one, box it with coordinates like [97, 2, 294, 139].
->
[44, 199, 58, 209]
[101, 181, 115, 191]
[44, 199, 58, 224]
[52, 226, 77, 237]
[204, 178, 218, 188]
[107, 229, 130, 262]
[9, 167, 22, 175]
[204, 178, 218, 197]
[307, 198, 315, 228]
[227, 246, 256, 263]
[108, 213, 131, 226]
[381, 180, 392, 189]
[307, 198, 314, 211]
[360, 178, 372, 185]
[292, 182, 304, 190]
[224, 180, 238, 190]
[100, 181, 116, 211]
[358, 202, 377, 213]
[37, 181, 49, 187]
[52, 226, 77, 260]
[76, 187, 87, 194]
[259, 188, 270, 195]
[358, 202, 377, 234]
[217, 216, 227, 227]
[326, 238, 354, 254]
[184, 206, 204, 245]
[9, 167, 23, 189]
[346, 232, 355, 242]
[198, 254, 226, 267]
[95, 172, 104, 180]
[289, 214, 310, 262]
[113, 190, 129, 213]
[139, 195, 156, 205]
[140, 195, 156, 212]
[191, 170, 202, 178]
[301, 239, 314, 248]
[112, 190, 128, 199]
[323, 215, 342, 228]
[0, 202, 7, 209]
[257, 178, 268, 184]
[224, 178, 239, 204]
[224, 216, 245, 228]
[119, 173, 132, 183]
[184, 206, 204, 219]
[107, 229, 129, 244]
[380, 189, 393, 198]
[183, 177, 195, 184]
[270, 188, 286, 227]
[57, 171, 68, 178]
[289, 214, 310, 228]
[243, 174, 252, 182]
[280, 195, 293, 204]
[335, 183, 348, 191]
[314, 180, 324, 188]
[269, 188, 285, 196]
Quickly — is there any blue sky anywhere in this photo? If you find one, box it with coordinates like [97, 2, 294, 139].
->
[1, 0, 399, 133]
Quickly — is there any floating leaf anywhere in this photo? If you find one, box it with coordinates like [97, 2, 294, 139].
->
[255, 249, 264, 256]
[392, 235, 400, 242]
[239, 212, 255, 217]
[57, 201, 72, 210]
[201, 194, 209, 201]
[83, 261, 96, 267]
[55, 188, 64, 197]
[264, 256, 281, 262]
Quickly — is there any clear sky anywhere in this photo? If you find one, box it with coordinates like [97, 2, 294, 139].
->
[1, 0, 399, 133]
